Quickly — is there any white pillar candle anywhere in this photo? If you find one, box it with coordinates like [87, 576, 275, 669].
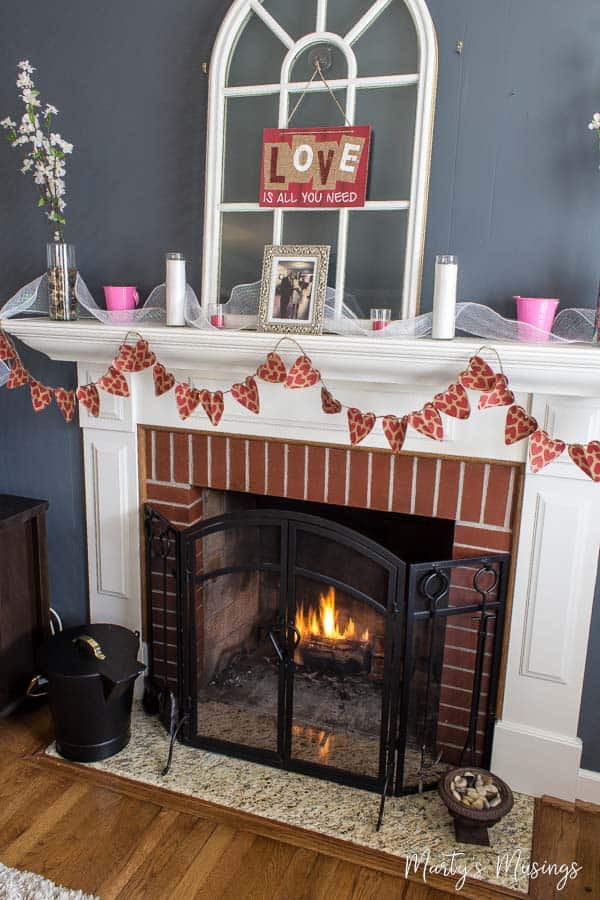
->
[166, 252, 186, 327]
[432, 254, 458, 340]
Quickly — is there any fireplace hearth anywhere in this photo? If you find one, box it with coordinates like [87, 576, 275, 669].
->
[144, 491, 509, 807]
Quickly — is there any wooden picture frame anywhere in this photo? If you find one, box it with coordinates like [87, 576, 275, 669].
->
[258, 244, 330, 336]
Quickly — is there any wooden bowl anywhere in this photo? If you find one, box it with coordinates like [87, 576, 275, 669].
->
[439, 766, 514, 846]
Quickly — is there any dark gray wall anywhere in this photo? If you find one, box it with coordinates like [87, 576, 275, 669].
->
[580, 558, 600, 771]
[1, 1, 599, 757]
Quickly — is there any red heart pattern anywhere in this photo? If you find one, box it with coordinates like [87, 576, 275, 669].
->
[231, 376, 260, 414]
[478, 374, 515, 411]
[347, 408, 376, 445]
[529, 429, 566, 473]
[285, 355, 321, 390]
[256, 352, 287, 384]
[568, 443, 600, 482]
[321, 387, 342, 415]
[382, 415, 408, 454]
[199, 389, 224, 427]
[113, 339, 156, 373]
[459, 356, 496, 392]
[76, 384, 100, 418]
[153, 363, 175, 397]
[6, 358, 29, 389]
[433, 383, 471, 420]
[29, 379, 53, 413]
[505, 405, 538, 446]
[54, 388, 76, 423]
[97, 365, 130, 397]
[408, 404, 444, 441]
[0, 330, 15, 360]
[175, 383, 201, 420]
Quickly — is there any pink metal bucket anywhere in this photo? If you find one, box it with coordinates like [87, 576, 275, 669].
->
[514, 296, 559, 343]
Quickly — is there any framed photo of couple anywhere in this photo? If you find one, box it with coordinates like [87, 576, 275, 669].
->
[258, 244, 330, 335]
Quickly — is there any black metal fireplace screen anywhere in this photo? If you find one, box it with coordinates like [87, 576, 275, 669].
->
[144, 504, 509, 804]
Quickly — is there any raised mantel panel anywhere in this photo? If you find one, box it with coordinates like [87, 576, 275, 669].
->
[83, 429, 141, 634]
[4, 318, 600, 397]
[501, 473, 600, 740]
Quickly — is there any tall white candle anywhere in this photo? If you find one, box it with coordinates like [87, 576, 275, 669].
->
[166, 252, 186, 327]
[432, 254, 458, 340]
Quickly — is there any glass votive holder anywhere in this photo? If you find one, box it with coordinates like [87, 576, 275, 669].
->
[208, 303, 225, 329]
[370, 308, 392, 331]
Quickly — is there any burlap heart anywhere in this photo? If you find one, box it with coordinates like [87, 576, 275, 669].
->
[174, 383, 201, 420]
[0, 330, 15, 361]
[408, 404, 444, 441]
[76, 383, 100, 418]
[382, 415, 408, 454]
[478, 374, 515, 411]
[285, 355, 321, 390]
[458, 356, 496, 392]
[199, 389, 224, 426]
[29, 379, 53, 413]
[568, 443, 600, 482]
[97, 365, 130, 397]
[6, 358, 29, 389]
[505, 405, 538, 446]
[529, 429, 566, 473]
[347, 408, 376, 445]
[321, 387, 342, 415]
[54, 388, 76, 423]
[231, 376, 260, 414]
[433, 383, 470, 420]
[256, 352, 287, 384]
[114, 339, 156, 373]
[152, 363, 175, 397]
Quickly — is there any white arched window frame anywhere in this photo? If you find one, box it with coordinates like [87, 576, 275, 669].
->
[202, 0, 438, 319]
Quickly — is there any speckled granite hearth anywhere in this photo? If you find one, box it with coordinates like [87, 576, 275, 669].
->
[46, 705, 534, 894]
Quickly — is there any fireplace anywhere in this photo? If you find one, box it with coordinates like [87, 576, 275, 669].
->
[144, 488, 509, 799]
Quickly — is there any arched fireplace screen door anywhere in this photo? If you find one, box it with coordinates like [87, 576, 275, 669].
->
[145, 506, 509, 798]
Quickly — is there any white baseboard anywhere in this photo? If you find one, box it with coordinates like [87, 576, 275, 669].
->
[576, 768, 600, 805]
[491, 719, 582, 801]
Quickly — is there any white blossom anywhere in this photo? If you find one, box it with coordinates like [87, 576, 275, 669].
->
[0, 116, 16, 129]
[18, 60, 35, 73]
[20, 158, 33, 173]
[589, 113, 600, 131]
[43, 103, 58, 117]
[21, 87, 40, 108]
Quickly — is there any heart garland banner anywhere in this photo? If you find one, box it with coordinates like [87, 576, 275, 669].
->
[1, 326, 599, 482]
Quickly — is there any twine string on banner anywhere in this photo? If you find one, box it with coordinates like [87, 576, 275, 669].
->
[287, 59, 352, 127]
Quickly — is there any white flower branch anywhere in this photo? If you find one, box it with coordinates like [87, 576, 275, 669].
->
[1, 60, 73, 239]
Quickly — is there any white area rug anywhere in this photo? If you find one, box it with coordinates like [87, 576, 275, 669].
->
[0, 863, 96, 900]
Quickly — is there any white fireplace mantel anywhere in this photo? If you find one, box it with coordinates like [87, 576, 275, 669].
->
[5, 316, 600, 805]
[4, 317, 600, 397]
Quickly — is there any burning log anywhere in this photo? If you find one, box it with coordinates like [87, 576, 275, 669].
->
[297, 636, 372, 676]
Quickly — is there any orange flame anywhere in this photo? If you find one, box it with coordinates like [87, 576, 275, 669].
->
[295, 586, 369, 643]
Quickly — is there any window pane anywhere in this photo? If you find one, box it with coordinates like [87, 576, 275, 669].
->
[326, 0, 375, 37]
[353, 2, 418, 77]
[286, 88, 347, 129]
[224, 96, 278, 203]
[227, 11, 287, 86]
[356, 86, 417, 200]
[345, 210, 408, 315]
[281, 211, 338, 286]
[220, 212, 273, 301]
[262, 0, 317, 42]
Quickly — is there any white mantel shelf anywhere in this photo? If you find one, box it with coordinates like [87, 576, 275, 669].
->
[3, 317, 600, 397]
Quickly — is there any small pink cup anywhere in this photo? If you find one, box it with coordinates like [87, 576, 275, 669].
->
[103, 285, 140, 311]
[514, 296, 560, 343]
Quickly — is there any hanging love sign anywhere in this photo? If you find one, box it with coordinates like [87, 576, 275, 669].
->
[259, 126, 371, 208]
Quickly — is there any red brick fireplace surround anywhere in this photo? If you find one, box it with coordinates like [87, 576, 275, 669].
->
[141, 427, 522, 761]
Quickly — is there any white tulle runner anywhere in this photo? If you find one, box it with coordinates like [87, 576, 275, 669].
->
[0, 273, 597, 343]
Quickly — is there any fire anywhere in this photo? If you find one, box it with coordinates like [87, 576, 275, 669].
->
[295, 586, 369, 643]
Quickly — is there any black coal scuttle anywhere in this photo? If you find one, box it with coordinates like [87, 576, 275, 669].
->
[38, 624, 145, 762]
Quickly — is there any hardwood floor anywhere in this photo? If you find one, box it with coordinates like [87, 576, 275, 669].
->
[0, 705, 598, 899]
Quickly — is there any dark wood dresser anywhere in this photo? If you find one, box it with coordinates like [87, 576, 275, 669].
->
[0, 495, 50, 715]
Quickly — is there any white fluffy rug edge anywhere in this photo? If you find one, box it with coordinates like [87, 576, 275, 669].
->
[0, 862, 97, 900]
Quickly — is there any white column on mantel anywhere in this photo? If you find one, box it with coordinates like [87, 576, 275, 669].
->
[492, 394, 600, 802]
[77, 362, 142, 637]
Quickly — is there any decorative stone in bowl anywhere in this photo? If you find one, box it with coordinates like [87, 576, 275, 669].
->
[439, 767, 514, 846]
